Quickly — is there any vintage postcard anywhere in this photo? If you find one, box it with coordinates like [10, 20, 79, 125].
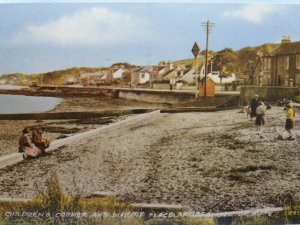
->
[0, 1, 299, 224]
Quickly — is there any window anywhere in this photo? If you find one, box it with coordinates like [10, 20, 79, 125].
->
[296, 55, 300, 69]
[284, 56, 289, 69]
[262, 58, 271, 70]
[141, 74, 145, 79]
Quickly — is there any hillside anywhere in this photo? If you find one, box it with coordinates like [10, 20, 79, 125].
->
[0, 67, 105, 86]
[0, 42, 280, 86]
[173, 42, 279, 79]
[237, 43, 279, 75]
[0, 66, 126, 86]
[172, 57, 206, 67]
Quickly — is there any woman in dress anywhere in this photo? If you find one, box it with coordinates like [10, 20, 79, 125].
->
[19, 128, 41, 159]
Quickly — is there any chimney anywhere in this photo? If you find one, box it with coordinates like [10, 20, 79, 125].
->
[281, 36, 291, 44]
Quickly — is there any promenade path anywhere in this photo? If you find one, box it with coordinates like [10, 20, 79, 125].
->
[0, 107, 299, 212]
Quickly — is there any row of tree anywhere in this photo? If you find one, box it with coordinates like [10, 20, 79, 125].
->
[201, 43, 279, 78]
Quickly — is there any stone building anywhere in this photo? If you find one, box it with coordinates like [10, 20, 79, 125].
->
[260, 36, 300, 87]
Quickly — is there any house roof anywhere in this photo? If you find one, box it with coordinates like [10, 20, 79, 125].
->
[131, 67, 143, 72]
[140, 66, 155, 73]
[182, 68, 193, 76]
[270, 41, 300, 56]
[161, 69, 176, 78]
[113, 68, 124, 73]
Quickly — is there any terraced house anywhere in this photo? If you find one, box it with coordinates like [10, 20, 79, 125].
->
[260, 36, 300, 87]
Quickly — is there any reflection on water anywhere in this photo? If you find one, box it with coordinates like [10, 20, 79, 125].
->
[0, 85, 59, 114]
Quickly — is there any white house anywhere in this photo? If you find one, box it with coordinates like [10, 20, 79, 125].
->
[80, 70, 112, 84]
[157, 62, 174, 77]
[204, 71, 236, 83]
[113, 68, 125, 79]
[131, 66, 154, 85]
[139, 67, 152, 84]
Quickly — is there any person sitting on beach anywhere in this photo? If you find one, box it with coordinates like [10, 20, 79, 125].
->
[255, 101, 266, 133]
[18, 128, 41, 159]
[32, 128, 50, 153]
[285, 102, 296, 140]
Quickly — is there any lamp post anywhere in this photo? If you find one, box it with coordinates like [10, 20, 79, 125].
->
[191, 41, 200, 99]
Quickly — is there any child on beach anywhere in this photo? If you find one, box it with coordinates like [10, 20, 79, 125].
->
[19, 128, 41, 159]
[255, 101, 266, 133]
[285, 102, 296, 140]
[32, 128, 50, 153]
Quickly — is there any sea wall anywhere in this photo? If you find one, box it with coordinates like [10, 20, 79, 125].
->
[118, 89, 195, 104]
[0, 86, 111, 97]
[0, 109, 151, 120]
[239, 86, 300, 105]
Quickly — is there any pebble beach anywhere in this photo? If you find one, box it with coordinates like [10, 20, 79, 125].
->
[0, 103, 299, 212]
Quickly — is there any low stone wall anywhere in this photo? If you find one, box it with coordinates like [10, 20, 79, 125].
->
[118, 89, 195, 104]
[240, 86, 300, 105]
[0, 109, 151, 120]
[0, 86, 111, 97]
[152, 83, 170, 90]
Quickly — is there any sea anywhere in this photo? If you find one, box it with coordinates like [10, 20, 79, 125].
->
[0, 85, 60, 114]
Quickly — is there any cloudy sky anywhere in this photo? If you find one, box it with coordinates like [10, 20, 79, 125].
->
[0, 1, 300, 74]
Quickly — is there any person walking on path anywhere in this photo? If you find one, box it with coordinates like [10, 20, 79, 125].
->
[250, 95, 259, 121]
[285, 102, 296, 140]
[19, 128, 41, 159]
[255, 101, 266, 133]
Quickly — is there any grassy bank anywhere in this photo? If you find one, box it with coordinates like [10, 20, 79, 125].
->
[0, 173, 299, 225]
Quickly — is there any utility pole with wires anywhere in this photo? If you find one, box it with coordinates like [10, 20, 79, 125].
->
[201, 20, 215, 97]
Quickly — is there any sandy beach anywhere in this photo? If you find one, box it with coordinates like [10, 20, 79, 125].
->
[0, 105, 299, 212]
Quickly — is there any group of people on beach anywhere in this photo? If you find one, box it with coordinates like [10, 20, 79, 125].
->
[248, 94, 296, 140]
[18, 127, 50, 159]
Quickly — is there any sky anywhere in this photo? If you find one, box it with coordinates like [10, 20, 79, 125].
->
[1, 1, 300, 74]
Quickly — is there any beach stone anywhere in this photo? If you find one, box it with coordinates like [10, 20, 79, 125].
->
[277, 134, 284, 140]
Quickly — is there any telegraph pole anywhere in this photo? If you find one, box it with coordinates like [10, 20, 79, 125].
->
[201, 20, 214, 97]
[191, 41, 200, 99]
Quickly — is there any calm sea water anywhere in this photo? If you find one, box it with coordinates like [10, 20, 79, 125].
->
[0, 85, 60, 114]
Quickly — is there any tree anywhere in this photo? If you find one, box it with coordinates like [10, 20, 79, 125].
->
[212, 48, 239, 77]
[200, 49, 216, 57]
